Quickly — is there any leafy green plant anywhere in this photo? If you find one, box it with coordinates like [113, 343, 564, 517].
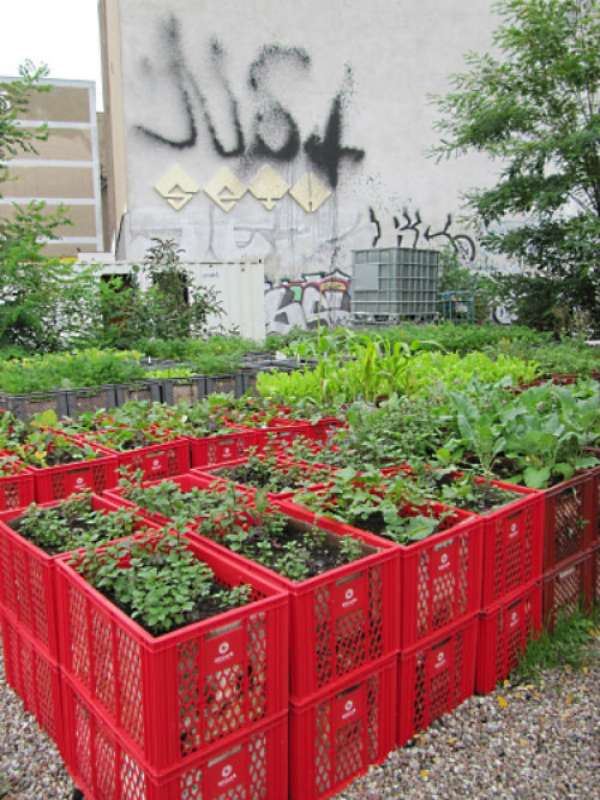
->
[294, 467, 449, 545]
[11, 493, 139, 555]
[73, 531, 252, 635]
[192, 485, 368, 580]
[116, 469, 216, 528]
[214, 446, 330, 494]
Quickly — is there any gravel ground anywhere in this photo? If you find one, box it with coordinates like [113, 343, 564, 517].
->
[339, 637, 600, 800]
[0, 638, 598, 800]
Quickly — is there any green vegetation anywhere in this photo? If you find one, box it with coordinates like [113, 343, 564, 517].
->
[10, 494, 139, 555]
[433, 0, 600, 335]
[73, 532, 252, 635]
[516, 609, 600, 683]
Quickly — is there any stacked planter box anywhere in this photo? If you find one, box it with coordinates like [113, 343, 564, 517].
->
[540, 470, 597, 630]
[0, 494, 155, 761]
[76, 430, 190, 482]
[476, 483, 545, 693]
[275, 485, 483, 784]
[56, 535, 290, 798]
[0, 453, 34, 511]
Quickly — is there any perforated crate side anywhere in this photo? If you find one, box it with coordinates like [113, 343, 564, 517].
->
[399, 514, 483, 649]
[193, 503, 400, 703]
[1, 611, 64, 754]
[62, 676, 288, 800]
[0, 494, 148, 660]
[591, 543, 600, 606]
[398, 615, 478, 746]
[482, 489, 545, 606]
[290, 656, 397, 800]
[543, 470, 596, 570]
[0, 470, 35, 512]
[591, 465, 600, 547]
[476, 582, 542, 695]
[56, 535, 289, 773]
[32, 452, 119, 503]
[189, 431, 258, 468]
[113, 438, 191, 481]
[542, 552, 593, 630]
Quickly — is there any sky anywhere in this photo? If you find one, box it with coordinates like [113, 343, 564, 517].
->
[0, 1, 103, 108]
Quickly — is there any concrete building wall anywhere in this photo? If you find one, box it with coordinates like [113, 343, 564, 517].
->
[100, 0, 501, 280]
[0, 78, 104, 257]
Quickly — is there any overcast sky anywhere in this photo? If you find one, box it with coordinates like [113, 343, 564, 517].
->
[0, 1, 103, 108]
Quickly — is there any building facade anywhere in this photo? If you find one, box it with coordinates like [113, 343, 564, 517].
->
[0, 77, 104, 257]
[100, 0, 500, 287]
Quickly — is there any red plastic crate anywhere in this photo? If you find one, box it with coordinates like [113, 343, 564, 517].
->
[29, 446, 118, 503]
[290, 655, 396, 800]
[104, 472, 240, 528]
[189, 430, 258, 468]
[398, 615, 478, 746]
[193, 455, 330, 501]
[111, 438, 191, 481]
[190, 500, 399, 703]
[0, 494, 150, 659]
[481, 483, 545, 606]
[0, 452, 34, 511]
[591, 465, 600, 547]
[397, 509, 483, 649]
[591, 543, 600, 606]
[277, 494, 483, 650]
[1, 610, 64, 754]
[230, 419, 321, 451]
[543, 469, 596, 570]
[542, 552, 593, 630]
[476, 582, 542, 695]
[56, 534, 289, 772]
[62, 673, 289, 800]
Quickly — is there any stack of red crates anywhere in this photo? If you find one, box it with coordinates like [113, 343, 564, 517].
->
[475, 482, 545, 693]
[55, 534, 290, 800]
[541, 469, 598, 631]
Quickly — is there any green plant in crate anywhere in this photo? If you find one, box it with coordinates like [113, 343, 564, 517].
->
[0, 411, 102, 468]
[116, 469, 217, 527]
[10, 493, 140, 555]
[294, 467, 450, 545]
[73, 531, 252, 635]
[193, 485, 367, 580]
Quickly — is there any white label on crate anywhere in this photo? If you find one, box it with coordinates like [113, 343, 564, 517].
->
[435, 650, 446, 669]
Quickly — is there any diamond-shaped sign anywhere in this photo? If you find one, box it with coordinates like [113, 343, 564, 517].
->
[154, 164, 199, 211]
[204, 167, 247, 213]
[248, 166, 289, 211]
[289, 173, 332, 213]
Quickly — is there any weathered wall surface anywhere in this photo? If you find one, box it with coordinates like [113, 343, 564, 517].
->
[111, 0, 498, 280]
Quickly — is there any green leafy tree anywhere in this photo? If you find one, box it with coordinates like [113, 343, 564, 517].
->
[0, 62, 85, 350]
[433, 0, 600, 332]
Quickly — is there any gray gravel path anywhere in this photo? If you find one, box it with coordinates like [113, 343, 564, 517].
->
[338, 637, 600, 800]
[1, 638, 598, 799]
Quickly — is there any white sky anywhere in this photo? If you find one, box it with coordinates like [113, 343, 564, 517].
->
[0, 0, 103, 108]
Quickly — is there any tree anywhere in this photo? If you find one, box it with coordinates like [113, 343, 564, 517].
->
[433, 0, 600, 333]
[0, 62, 80, 350]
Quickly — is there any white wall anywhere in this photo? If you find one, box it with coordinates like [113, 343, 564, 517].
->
[112, 0, 500, 279]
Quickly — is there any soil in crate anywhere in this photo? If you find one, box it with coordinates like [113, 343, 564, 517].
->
[204, 516, 370, 580]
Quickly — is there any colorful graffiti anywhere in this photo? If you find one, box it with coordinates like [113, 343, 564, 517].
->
[264, 270, 351, 334]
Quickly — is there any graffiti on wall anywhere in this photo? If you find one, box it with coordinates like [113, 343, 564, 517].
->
[265, 270, 351, 334]
[136, 15, 365, 191]
[369, 207, 477, 262]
